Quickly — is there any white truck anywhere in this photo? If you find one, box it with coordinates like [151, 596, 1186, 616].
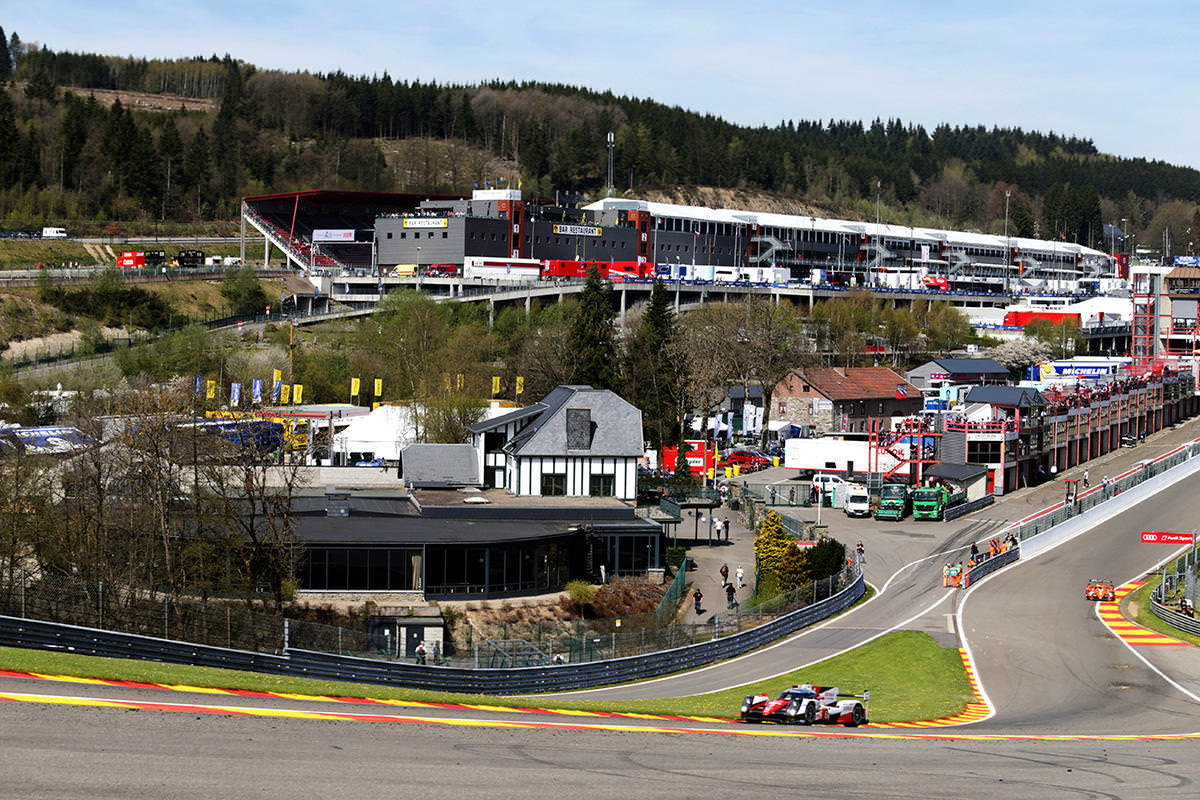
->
[41, 227, 67, 239]
[844, 483, 871, 517]
[784, 435, 901, 477]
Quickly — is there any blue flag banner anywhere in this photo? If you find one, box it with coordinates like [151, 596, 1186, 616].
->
[231, 383, 241, 407]
[194, 376, 203, 396]
[252, 378, 263, 404]
[272, 380, 282, 403]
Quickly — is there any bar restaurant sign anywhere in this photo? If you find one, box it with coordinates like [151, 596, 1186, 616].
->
[552, 224, 603, 237]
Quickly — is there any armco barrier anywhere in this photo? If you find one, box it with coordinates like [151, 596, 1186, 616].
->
[964, 546, 1019, 587]
[944, 495, 995, 522]
[0, 574, 864, 695]
[1149, 598, 1200, 638]
[0, 615, 291, 675]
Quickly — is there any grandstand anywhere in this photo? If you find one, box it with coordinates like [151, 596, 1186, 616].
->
[241, 190, 457, 272]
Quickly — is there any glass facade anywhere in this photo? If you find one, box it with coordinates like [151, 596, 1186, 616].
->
[301, 529, 661, 598]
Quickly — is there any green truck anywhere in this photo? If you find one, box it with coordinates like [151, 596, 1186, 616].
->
[874, 483, 910, 520]
[911, 486, 967, 520]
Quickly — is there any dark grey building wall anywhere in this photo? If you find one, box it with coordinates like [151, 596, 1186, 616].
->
[376, 217, 510, 265]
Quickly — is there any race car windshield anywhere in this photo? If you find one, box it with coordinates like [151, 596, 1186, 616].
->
[781, 689, 818, 699]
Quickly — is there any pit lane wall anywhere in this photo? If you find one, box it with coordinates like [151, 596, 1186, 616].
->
[0, 571, 865, 695]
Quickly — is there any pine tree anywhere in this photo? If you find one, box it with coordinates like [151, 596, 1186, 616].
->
[568, 264, 618, 390]
[0, 27, 11, 81]
[627, 280, 682, 448]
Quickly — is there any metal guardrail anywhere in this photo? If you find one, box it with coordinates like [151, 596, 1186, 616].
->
[1149, 596, 1200, 638]
[964, 546, 1020, 586]
[0, 573, 865, 695]
[944, 495, 995, 521]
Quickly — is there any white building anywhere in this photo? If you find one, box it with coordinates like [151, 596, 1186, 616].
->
[467, 385, 643, 500]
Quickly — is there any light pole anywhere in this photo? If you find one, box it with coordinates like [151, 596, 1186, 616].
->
[1004, 190, 1011, 293]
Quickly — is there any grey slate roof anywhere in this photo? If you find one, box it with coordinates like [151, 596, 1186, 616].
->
[930, 358, 1009, 375]
[925, 462, 989, 482]
[466, 404, 545, 434]
[504, 386, 642, 457]
[401, 443, 479, 487]
[965, 385, 1045, 407]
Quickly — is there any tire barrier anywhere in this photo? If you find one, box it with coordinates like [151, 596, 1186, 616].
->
[0, 573, 865, 695]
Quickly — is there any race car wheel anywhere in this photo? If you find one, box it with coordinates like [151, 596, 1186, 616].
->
[845, 704, 864, 727]
[803, 704, 816, 725]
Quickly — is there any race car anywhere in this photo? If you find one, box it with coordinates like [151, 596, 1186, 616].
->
[739, 684, 869, 727]
[1085, 579, 1116, 601]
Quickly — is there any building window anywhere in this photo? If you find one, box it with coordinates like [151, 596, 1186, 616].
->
[400, 232, 407, 239]
[442, 231, 448, 238]
[541, 473, 567, 496]
[386, 232, 392, 239]
[589, 473, 615, 497]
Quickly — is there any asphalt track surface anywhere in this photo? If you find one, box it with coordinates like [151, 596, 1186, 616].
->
[3, 458, 1200, 796]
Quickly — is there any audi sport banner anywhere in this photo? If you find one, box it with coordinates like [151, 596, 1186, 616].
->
[1141, 531, 1194, 544]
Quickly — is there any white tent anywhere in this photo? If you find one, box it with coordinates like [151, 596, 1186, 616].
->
[332, 405, 418, 463]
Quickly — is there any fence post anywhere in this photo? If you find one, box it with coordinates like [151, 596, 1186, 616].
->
[164, 603, 169, 639]
[98, 582, 103, 629]
[20, 569, 25, 617]
[283, 618, 290, 652]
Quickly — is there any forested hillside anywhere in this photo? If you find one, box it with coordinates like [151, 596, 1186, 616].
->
[1, 26, 1198, 253]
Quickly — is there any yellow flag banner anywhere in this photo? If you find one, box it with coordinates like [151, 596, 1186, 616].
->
[374, 378, 383, 397]
[492, 376, 501, 395]
[273, 368, 282, 384]
[456, 373, 464, 389]
[280, 384, 291, 405]
[205, 380, 216, 400]
[351, 377, 361, 397]
[516, 376, 525, 396]
[293, 384, 304, 404]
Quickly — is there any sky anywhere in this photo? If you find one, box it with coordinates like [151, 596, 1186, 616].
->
[8, 1, 1199, 168]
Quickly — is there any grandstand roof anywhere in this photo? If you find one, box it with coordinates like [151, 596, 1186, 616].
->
[243, 189, 459, 205]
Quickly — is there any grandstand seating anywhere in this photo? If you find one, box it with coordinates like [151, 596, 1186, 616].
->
[243, 191, 432, 274]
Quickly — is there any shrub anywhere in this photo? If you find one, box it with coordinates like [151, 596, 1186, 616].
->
[566, 580, 598, 610]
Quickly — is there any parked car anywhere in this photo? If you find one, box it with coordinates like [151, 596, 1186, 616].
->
[719, 450, 771, 471]
[740, 684, 869, 726]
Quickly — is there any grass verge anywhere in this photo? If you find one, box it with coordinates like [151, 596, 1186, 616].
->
[0, 625, 970, 723]
[1124, 574, 1200, 647]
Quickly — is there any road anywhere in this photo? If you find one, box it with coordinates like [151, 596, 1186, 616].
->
[963, 471, 1200, 735]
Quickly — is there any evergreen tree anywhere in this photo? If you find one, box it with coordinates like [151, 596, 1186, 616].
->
[158, 118, 184, 217]
[220, 266, 268, 315]
[0, 27, 11, 81]
[627, 280, 682, 448]
[7, 32, 20, 73]
[568, 265, 618, 391]
[777, 542, 805, 595]
[753, 510, 792, 599]
[0, 91, 16, 185]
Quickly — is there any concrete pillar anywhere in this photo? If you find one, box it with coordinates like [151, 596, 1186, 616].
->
[619, 287, 626, 321]
[488, 299, 495, 329]
[675, 285, 680, 311]
[525, 292, 531, 315]
[239, 205, 246, 265]
[264, 237, 269, 268]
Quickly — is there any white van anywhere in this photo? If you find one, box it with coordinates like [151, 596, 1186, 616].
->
[844, 483, 871, 517]
[811, 473, 849, 497]
[41, 227, 67, 239]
